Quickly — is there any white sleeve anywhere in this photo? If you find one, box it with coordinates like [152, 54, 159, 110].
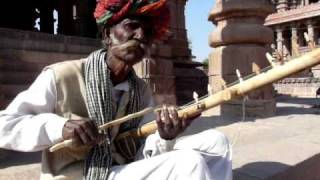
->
[139, 88, 176, 158]
[0, 69, 68, 152]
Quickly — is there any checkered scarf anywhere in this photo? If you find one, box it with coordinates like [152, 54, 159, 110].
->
[84, 49, 142, 179]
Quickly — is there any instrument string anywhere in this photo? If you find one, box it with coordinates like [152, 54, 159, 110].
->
[231, 95, 248, 147]
[179, 65, 273, 110]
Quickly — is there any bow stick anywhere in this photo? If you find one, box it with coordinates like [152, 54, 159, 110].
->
[49, 107, 155, 152]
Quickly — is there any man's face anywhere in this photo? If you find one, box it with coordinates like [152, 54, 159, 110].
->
[107, 17, 154, 66]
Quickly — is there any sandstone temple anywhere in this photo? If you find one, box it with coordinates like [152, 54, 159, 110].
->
[1, 0, 320, 179]
[266, 0, 320, 97]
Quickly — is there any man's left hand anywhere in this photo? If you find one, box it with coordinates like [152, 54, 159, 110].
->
[155, 105, 200, 140]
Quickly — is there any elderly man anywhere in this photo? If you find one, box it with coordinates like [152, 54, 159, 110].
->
[0, 0, 232, 179]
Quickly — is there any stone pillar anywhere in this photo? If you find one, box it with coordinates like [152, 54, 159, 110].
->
[57, 0, 74, 36]
[167, 0, 191, 59]
[171, 0, 208, 105]
[298, 26, 305, 46]
[306, 20, 315, 43]
[39, 5, 54, 34]
[276, 27, 284, 55]
[305, 0, 310, 5]
[291, 25, 299, 56]
[208, 0, 276, 117]
[134, 0, 205, 106]
[133, 0, 183, 105]
[276, 0, 289, 12]
[74, 0, 98, 38]
[291, 0, 298, 9]
[37, 0, 55, 34]
[306, 20, 316, 76]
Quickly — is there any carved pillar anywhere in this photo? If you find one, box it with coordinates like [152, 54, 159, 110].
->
[298, 25, 305, 46]
[208, 0, 275, 117]
[291, 25, 299, 56]
[291, 0, 298, 9]
[133, 0, 182, 105]
[276, 26, 284, 55]
[135, 0, 204, 106]
[167, 0, 191, 59]
[39, 0, 54, 34]
[305, 0, 310, 5]
[57, 0, 74, 35]
[306, 20, 316, 76]
[170, 0, 207, 105]
[306, 20, 315, 43]
[73, 0, 97, 38]
[277, 0, 289, 12]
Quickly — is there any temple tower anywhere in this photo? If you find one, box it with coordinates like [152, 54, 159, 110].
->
[208, 0, 276, 117]
[134, 0, 207, 106]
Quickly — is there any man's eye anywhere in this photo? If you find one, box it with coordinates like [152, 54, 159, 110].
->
[125, 23, 140, 30]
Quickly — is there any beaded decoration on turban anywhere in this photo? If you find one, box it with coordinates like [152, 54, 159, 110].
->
[94, 0, 170, 40]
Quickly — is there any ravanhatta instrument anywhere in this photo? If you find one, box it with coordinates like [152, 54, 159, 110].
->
[50, 47, 320, 153]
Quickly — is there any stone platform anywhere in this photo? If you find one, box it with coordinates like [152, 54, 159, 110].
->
[1, 95, 320, 179]
[185, 95, 320, 179]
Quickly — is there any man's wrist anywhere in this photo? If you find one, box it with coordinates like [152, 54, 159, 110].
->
[44, 114, 69, 144]
[156, 131, 176, 152]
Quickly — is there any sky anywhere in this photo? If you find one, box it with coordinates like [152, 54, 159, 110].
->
[185, 0, 216, 62]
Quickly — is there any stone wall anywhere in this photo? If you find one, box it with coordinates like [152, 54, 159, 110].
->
[0, 27, 101, 56]
[275, 78, 320, 97]
[0, 28, 102, 110]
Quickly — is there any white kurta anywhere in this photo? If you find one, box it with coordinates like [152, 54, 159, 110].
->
[0, 69, 232, 180]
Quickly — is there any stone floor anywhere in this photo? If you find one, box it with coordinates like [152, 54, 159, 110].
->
[1, 95, 320, 179]
[184, 95, 320, 179]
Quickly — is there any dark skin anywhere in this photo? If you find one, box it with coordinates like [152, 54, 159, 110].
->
[62, 16, 200, 145]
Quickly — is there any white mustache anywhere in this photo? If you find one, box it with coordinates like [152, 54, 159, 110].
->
[110, 34, 147, 50]
[111, 39, 147, 53]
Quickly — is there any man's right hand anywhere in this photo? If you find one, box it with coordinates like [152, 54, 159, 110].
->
[62, 120, 104, 146]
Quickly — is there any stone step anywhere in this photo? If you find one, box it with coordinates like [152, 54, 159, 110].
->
[0, 71, 38, 84]
[0, 27, 101, 54]
[0, 84, 28, 99]
[0, 49, 88, 64]
[0, 58, 48, 72]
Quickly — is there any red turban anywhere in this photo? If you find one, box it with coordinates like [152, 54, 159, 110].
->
[94, 0, 170, 40]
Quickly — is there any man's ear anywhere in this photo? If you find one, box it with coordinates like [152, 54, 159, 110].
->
[102, 27, 112, 46]
[102, 27, 110, 40]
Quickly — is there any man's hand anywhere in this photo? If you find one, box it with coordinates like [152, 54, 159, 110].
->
[155, 105, 200, 140]
[62, 119, 104, 146]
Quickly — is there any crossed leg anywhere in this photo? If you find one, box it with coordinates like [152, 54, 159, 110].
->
[108, 129, 232, 180]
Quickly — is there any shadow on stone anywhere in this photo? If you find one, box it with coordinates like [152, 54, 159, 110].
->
[0, 149, 41, 168]
[234, 161, 290, 180]
[275, 96, 320, 116]
[276, 95, 319, 106]
[276, 106, 320, 116]
[266, 153, 320, 180]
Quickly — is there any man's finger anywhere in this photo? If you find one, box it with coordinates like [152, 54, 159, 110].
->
[162, 105, 171, 126]
[169, 106, 180, 128]
[83, 121, 99, 142]
[155, 110, 164, 128]
[75, 125, 90, 145]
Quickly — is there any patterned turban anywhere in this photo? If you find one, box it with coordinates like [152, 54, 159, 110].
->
[94, 0, 170, 40]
